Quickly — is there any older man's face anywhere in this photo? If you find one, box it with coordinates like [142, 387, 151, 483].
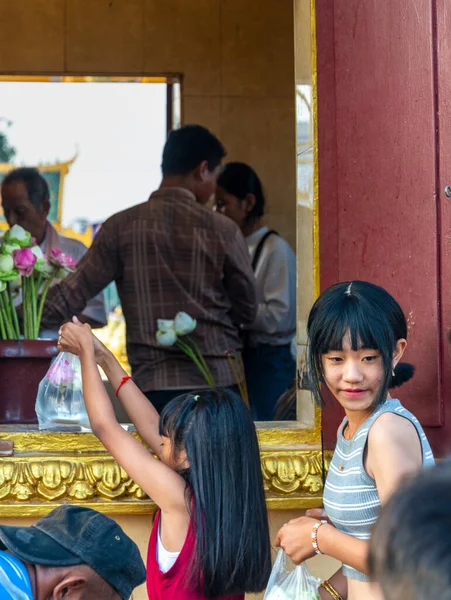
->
[1, 180, 48, 244]
[32, 563, 122, 600]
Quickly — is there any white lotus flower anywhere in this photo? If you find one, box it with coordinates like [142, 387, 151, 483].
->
[1, 243, 20, 255]
[0, 254, 14, 274]
[30, 245, 44, 261]
[5, 224, 32, 247]
[174, 312, 197, 336]
[157, 319, 175, 332]
[156, 328, 177, 347]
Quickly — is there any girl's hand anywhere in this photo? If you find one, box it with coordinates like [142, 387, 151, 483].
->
[58, 316, 95, 357]
[274, 516, 320, 564]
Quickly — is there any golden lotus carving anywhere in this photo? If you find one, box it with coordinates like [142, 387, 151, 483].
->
[262, 451, 330, 496]
[0, 458, 148, 504]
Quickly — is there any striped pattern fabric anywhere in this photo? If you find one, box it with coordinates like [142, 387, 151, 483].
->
[323, 398, 434, 582]
[42, 188, 257, 392]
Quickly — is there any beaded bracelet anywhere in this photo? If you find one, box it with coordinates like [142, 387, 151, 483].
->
[319, 580, 343, 600]
[311, 519, 327, 555]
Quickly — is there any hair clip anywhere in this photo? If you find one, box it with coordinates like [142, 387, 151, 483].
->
[193, 394, 200, 402]
[345, 282, 353, 296]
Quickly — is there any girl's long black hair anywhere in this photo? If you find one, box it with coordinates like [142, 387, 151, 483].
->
[159, 388, 271, 598]
[307, 281, 413, 406]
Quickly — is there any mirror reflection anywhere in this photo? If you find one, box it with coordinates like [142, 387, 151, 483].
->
[0, 64, 313, 426]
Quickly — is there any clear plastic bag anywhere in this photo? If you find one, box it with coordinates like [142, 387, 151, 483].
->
[35, 352, 90, 430]
[264, 550, 321, 600]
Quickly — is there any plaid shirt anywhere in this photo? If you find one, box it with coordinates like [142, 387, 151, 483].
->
[42, 188, 257, 391]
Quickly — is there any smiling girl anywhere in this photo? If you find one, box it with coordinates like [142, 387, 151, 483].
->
[275, 281, 434, 600]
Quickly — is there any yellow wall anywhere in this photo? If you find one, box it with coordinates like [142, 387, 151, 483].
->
[0, 0, 297, 249]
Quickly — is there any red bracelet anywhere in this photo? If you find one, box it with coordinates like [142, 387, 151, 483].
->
[116, 375, 132, 397]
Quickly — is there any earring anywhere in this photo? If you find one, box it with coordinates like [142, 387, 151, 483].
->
[392, 366, 396, 377]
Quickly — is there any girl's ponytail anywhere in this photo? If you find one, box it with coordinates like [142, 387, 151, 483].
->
[390, 362, 415, 388]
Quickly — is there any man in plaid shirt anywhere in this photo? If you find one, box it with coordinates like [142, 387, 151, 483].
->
[42, 125, 257, 411]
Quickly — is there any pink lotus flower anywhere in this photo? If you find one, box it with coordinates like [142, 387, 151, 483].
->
[48, 249, 77, 271]
[12, 248, 37, 277]
[47, 358, 75, 386]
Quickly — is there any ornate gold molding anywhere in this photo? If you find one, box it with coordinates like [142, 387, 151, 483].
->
[262, 450, 329, 496]
[0, 428, 330, 516]
[0, 457, 147, 504]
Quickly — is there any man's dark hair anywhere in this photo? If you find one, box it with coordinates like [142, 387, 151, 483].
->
[161, 125, 226, 176]
[1, 167, 49, 210]
[368, 461, 451, 600]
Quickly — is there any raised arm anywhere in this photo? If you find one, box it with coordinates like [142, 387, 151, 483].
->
[59, 319, 187, 513]
[95, 340, 163, 454]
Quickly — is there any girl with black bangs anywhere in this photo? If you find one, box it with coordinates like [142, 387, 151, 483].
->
[57, 318, 271, 600]
[275, 281, 434, 600]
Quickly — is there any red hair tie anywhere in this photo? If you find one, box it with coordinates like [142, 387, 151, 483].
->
[115, 375, 132, 397]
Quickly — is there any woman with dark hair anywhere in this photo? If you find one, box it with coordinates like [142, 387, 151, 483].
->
[275, 281, 434, 600]
[216, 162, 296, 420]
[58, 317, 271, 600]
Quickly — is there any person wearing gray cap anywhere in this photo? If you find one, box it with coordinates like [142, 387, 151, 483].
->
[0, 504, 146, 599]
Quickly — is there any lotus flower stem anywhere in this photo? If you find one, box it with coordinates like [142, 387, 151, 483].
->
[30, 276, 36, 338]
[0, 289, 14, 339]
[36, 273, 56, 336]
[0, 292, 14, 339]
[6, 283, 20, 340]
[22, 278, 29, 339]
[25, 278, 34, 339]
[186, 336, 216, 387]
[0, 300, 7, 340]
[176, 339, 215, 387]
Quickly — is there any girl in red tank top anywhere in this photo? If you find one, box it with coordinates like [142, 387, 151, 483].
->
[57, 319, 271, 600]
[146, 511, 244, 600]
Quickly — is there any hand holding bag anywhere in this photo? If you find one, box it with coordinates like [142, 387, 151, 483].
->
[35, 351, 90, 430]
[263, 550, 320, 600]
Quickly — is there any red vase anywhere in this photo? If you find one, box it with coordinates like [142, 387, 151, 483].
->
[0, 340, 59, 424]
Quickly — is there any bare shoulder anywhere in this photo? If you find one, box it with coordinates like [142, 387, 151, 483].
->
[368, 411, 420, 451]
[367, 410, 423, 495]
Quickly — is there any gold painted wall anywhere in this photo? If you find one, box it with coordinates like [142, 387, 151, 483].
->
[0, 0, 296, 249]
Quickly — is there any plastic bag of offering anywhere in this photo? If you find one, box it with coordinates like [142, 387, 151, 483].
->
[35, 352, 90, 430]
[263, 550, 321, 600]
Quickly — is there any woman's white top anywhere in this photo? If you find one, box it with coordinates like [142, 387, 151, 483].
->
[243, 226, 296, 346]
[156, 523, 180, 573]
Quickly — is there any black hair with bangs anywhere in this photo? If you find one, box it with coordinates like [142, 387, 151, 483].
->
[307, 281, 412, 407]
[158, 388, 271, 598]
